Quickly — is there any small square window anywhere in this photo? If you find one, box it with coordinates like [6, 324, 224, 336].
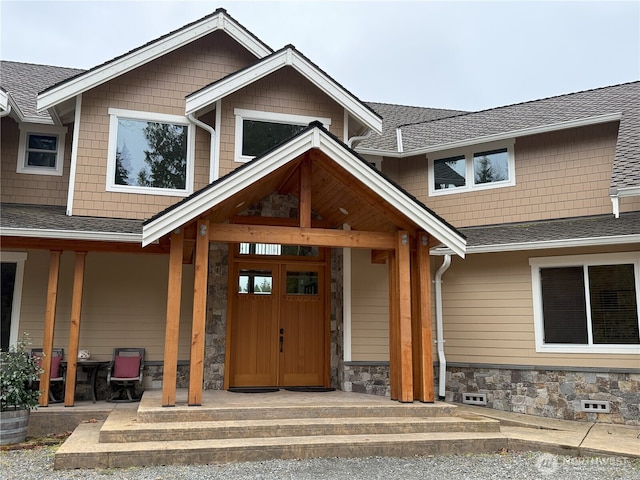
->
[17, 124, 66, 176]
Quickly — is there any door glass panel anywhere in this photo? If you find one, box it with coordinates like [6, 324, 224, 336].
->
[239, 269, 272, 294]
[286, 271, 319, 295]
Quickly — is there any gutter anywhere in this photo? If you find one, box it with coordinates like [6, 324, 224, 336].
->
[435, 254, 451, 399]
[187, 113, 217, 183]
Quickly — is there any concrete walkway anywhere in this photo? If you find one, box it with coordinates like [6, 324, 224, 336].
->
[455, 403, 640, 458]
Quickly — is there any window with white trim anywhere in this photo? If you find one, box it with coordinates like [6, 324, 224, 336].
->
[530, 253, 640, 354]
[16, 124, 66, 176]
[106, 108, 194, 196]
[428, 140, 515, 195]
[234, 109, 331, 163]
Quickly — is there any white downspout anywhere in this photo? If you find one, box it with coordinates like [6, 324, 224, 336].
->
[435, 254, 452, 399]
[187, 113, 217, 183]
[347, 129, 372, 148]
[66, 95, 82, 216]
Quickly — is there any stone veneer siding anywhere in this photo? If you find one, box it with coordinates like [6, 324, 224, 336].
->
[445, 364, 640, 426]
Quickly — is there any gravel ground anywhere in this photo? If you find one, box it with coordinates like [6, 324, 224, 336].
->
[1, 447, 638, 480]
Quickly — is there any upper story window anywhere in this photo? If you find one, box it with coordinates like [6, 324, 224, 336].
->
[428, 140, 515, 196]
[234, 109, 331, 163]
[106, 108, 194, 196]
[530, 252, 640, 354]
[16, 124, 67, 176]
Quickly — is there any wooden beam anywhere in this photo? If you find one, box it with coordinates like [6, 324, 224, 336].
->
[188, 219, 209, 406]
[162, 229, 184, 407]
[0, 236, 169, 254]
[299, 158, 312, 228]
[39, 251, 61, 407]
[415, 232, 434, 402]
[64, 252, 87, 406]
[396, 231, 414, 402]
[208, 223, 395, 250]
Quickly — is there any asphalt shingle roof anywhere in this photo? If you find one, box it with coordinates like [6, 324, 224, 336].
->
[0, 204, 143, 235]
[455, 211, 640, 250]
[360, 102, 466, 152]
[0, 61, 84, 120]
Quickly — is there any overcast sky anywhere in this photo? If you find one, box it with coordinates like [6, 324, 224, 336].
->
[1, 1, 638, 111]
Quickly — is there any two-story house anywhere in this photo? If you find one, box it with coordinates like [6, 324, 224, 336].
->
[1, 9, 638, 424]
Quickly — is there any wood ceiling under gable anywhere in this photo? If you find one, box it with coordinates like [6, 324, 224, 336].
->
[181, 148, 420, 246]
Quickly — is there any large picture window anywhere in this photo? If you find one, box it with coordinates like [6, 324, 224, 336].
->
[234, 109, 331, 163]
[16, 124, 66, 176]
[107, 109, 194, 196]
[530, 253, 640, 353]
[429, 141, 514, 195]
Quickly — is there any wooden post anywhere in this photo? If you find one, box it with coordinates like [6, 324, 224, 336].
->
[162, 229, 184, 407]
[299, 158, 312, 228]
[415, 232, 434, 402]
[387, 249, 399, 400]
[64, 252, 87, 406]
[188, 219, 209, 406]
[39, 250, 61, 407]
[396, 231, 414, 402]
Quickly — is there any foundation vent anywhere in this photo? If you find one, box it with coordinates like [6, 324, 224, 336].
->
[580, 400, 610, 413]
[462, 392, 487, 406]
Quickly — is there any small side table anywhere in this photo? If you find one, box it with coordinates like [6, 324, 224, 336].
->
[63, 360, 109, 403]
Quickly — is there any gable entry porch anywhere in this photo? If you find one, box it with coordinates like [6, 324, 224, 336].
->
[147, 124, 466, 407]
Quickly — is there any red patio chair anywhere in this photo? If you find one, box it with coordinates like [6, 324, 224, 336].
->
[106, 348, 145, 402]
[30, 348, 65, 403]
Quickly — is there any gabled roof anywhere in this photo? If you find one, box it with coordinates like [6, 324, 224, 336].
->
[0, 61, 84, 123]
[36, 9, 273, 112]
[185, 46, 383, 134]
[143, 122, 465, 257]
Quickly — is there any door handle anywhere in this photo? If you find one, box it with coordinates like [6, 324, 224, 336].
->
[279, 335, 284, 352]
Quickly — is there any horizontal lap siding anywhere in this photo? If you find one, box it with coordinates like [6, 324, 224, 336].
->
[442, 247, 639, 369]
[351, 248, 390, 361]
[17, 250, 193, 362]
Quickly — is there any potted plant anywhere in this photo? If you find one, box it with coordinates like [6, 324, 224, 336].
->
[0, 335, 42, 445]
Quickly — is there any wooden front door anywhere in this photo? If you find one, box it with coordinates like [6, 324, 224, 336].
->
[228, 261, 327, 388]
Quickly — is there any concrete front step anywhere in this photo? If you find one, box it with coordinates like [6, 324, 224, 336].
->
[99, 407, 500, 443]
[56, 421, 508, 469]
[136, 401, 458, 423]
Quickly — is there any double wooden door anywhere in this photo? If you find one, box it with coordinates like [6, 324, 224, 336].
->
[228, 261, 327, 388]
